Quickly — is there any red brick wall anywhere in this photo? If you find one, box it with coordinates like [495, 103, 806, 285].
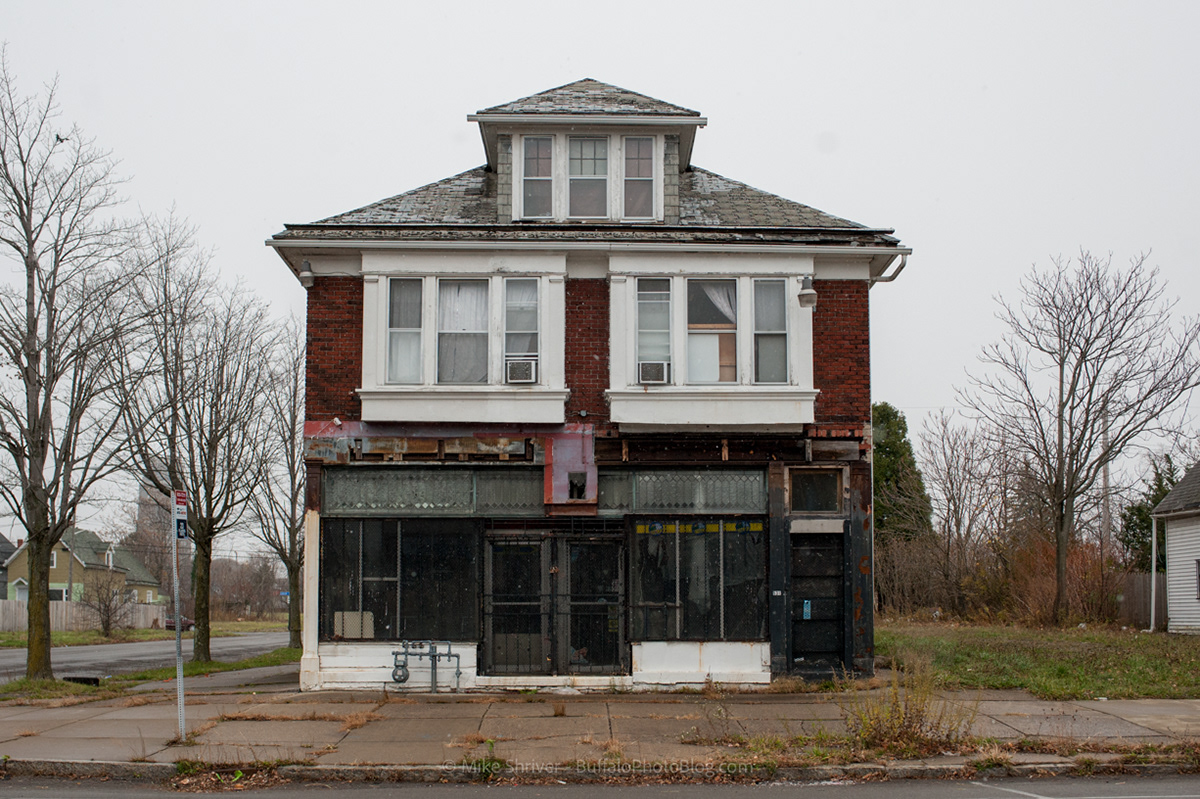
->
[307, 276, 363, 421]
[812, 279, 870, 424]
[564, 278, 611, 426]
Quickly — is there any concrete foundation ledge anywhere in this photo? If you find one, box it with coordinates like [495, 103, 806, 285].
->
[0, 760, 178, 781]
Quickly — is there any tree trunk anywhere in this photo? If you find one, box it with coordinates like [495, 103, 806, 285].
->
[25, 534, 54, 680]
[192, 531, 213, 662]
[287, 561, 301, 650]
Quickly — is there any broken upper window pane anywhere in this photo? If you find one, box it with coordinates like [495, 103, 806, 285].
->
[790, 471, 842, 513]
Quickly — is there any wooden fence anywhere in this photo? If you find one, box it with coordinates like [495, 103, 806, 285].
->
[1117, 572, 1168, 631]
[0, 600, 165, 632]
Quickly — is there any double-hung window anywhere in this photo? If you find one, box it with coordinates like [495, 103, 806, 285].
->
[636, 278, 671, 383]
[437, 280, 489, 384]
[753, 280, 788, 383]
[387, 279, 422, 384]
[522, 137, 553, 218]
[504, 278, 539, 382]
[569, 137, 608, 218]
[623, 136, 654, 218]
[687, 279, 738, 383]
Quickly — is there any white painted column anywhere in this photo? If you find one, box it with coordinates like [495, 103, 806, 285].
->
[300, 508, 322, 690]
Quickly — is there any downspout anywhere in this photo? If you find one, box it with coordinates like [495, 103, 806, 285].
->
[869, 254, 908, 285]
[1147, 515, 1158, 632]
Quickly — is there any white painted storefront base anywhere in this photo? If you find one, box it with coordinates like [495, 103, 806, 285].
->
[305, 641, 770, 691]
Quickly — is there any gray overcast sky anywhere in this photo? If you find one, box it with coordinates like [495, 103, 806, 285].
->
[4, 0, 1199, 503]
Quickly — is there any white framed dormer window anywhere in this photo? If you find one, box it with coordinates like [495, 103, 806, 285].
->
[608, 264, 818, 430]
[515, 133, 662, 222]
[105, 549, 114, 567]
[360, 258, 568, 424]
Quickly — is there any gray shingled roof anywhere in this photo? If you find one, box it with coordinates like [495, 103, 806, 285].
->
[476, 79, 700, 117]
[1154, 462, 1200, 516]
[301, 165, 882, 238]
[65, 529, 161, 588]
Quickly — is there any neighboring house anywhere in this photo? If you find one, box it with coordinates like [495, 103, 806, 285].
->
[1153, 462, 1200, 633]
[4, 529, 161, 604]
[0, 533, 14, 600]
[269, 79, 911, 690]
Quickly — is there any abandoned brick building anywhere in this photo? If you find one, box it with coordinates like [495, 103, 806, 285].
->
[269, 80, 910, 690]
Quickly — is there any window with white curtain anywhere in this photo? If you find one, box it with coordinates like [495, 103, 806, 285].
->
[754, 280, 787, 383]
[687, 279, 737, 383]
[438, 280, 489, 384]
[388, 279, 423, 383]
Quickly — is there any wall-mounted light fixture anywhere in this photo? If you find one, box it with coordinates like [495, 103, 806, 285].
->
[797, 274, 817, 308]
[298, 259, 315, 288]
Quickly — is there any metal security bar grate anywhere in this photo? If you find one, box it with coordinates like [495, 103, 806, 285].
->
[598, 469, 767, 514]
[324, 467, 543, 517]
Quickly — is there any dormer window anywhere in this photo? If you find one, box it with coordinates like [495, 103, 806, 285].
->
[515, 134, 661, 222]
[569, 137, 608, 217]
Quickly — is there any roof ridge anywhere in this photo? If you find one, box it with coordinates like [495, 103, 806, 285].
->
[476, 79, 700, 117]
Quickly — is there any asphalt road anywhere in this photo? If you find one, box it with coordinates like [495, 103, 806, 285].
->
[0, 631, 290, 683]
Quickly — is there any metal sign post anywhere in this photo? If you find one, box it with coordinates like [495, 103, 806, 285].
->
[172, 490, 187, 740]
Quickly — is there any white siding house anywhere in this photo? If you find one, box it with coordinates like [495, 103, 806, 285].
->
[1153, 464, 1200, 633]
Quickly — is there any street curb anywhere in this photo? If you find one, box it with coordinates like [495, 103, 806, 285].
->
[0, 760, 177, 781]
[0, 759, 1192, 785]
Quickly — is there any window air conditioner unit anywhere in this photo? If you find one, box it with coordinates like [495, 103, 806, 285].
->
[505, 358, 537, 384]
[638, 361, 670, 384]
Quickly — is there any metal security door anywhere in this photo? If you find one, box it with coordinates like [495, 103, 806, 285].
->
[484, 535, 626, 675]
[484, 540, 551, 674]
[558, 540, 625, 674]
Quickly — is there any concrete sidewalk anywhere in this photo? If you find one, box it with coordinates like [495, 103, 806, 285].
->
[1, 665, 1199, 781]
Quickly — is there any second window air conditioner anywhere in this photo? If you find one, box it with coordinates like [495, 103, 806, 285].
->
[505, 359, 538, 384]
[638, 361, 670, 384]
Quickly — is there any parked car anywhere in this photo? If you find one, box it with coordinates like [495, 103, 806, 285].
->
[165, 615, 194, 631]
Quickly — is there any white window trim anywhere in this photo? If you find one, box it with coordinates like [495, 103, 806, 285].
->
[50, 551, 57, 569]
[513, 132, 663, 222]
[607, 259, 818, 430]
[360, 255, 568, 424]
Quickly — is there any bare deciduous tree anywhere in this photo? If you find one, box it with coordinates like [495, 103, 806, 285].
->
[251, 317, 305, 648]
[0, 52, 138, 679]
[121, 219, 274, 661]
[78, 566, 136, 637]
[963, 252, 1200, 623]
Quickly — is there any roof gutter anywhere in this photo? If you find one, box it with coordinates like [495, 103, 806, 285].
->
[869, 253, 908, 285]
